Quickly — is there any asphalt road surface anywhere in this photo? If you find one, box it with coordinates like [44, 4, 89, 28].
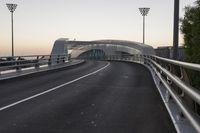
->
[0, 61, 176, 133]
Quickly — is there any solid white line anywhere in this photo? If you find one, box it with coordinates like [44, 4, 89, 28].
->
[0, 62, 110, 111]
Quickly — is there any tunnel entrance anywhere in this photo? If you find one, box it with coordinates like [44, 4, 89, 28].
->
[114, 51, 132, 58]
[78, 49, 106, 60]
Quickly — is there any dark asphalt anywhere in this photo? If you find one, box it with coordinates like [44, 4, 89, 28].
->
[0, 61, 176, 133]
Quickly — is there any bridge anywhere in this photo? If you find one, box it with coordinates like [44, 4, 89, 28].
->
[0, 39, 200, 133]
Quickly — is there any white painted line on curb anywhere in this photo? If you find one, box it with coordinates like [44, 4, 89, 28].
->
[0, 62, 110, 111]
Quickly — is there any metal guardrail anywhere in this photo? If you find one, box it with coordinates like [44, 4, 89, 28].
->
[143, 55, 200, 133]
[0, 54, 69, 74]
[153, 56, 200, 72]
[80, 54, 200, 133]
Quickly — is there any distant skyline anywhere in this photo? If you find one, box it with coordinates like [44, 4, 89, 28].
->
[0, 0, 196, 56]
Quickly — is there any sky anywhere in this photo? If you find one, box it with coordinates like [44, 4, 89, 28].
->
[0, 0, 196, 56]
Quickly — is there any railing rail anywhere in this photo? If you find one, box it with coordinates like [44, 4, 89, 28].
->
[144, 56, 200, 133]
[152, 55, 200, 72]
[147, 57, 200, 105]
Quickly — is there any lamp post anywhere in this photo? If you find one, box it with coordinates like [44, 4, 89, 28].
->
[139, 8, 150, 44]
[173, 0, 179, 60]
[6, 3, 17, 57]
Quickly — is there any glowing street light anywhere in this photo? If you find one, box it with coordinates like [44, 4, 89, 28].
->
[139, 8, 150, 44]
[6, 3, 17, 57]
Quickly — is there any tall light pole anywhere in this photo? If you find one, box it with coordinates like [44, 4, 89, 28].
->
[173, 0, 179, 60]
[6, 3, 17, 57]
[139, 8, 150, 44]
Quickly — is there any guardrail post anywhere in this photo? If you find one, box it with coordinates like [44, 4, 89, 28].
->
[139, 55, 142, 63]
[16, 57, 21, 72]
[135, 55, 137, 62]
[165, 90, 170, 103]
[48, 55, 52, 66]
[57, 55, 60, 64]
[35, 56, 39, 69]
[68, 54, 71, 61]
[179, 66, 198, 115]
[143, 55, 147, 65]
[61, 55, 65, 63]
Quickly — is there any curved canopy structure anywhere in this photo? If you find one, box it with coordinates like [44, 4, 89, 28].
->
[51, 38, 155, 58]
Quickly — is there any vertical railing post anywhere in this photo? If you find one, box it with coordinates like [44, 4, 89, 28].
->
[57, 55, 60, 64]
[35, 56, 39, 69]
[62, 55, 65, 63]
[16, 57, 21, 71]
[48, 55, 52, 66]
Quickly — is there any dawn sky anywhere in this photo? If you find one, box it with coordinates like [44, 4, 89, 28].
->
[0, 0, 196, 56]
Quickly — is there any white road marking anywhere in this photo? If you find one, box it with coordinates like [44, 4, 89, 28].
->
[0, 62, 110, 111]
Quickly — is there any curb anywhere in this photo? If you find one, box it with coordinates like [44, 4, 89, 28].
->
[0, 60, 85, 82]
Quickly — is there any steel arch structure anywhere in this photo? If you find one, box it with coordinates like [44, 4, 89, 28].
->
[51, 38, 155, 58]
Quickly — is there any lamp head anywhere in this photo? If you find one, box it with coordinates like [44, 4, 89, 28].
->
[139, 8, 150, 16]
[6, 3, 17, 13]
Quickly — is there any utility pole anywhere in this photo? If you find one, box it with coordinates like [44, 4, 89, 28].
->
[173, 0, 179, 60]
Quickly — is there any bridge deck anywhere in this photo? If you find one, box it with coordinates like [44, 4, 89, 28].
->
[0, 61, 176, 133]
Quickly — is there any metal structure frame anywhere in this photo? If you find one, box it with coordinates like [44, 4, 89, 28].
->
[51, 39, 155, 59]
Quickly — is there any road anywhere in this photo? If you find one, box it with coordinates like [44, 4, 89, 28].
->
[0, 61, 176, 133]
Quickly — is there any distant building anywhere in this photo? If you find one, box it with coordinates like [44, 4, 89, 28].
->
[155, 46, 185, 61]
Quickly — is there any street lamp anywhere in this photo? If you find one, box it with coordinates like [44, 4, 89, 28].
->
[6, 3, 17, 57]
[139, 8, 150, 44]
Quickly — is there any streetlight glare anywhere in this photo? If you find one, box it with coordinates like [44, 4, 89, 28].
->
[6, 4, 17, 13]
